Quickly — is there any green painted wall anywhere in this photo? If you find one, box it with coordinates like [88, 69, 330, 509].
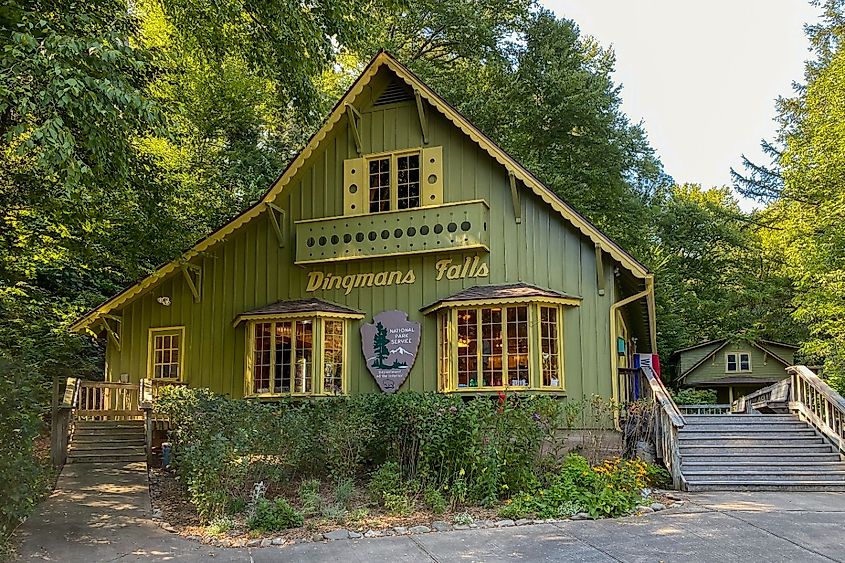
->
[104, 67, 645, 413]
[681, 342, 795, 387]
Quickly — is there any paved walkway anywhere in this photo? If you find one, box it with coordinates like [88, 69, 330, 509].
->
[15, 462, 845, 562]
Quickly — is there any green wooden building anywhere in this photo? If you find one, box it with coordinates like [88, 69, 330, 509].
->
[70, 52, 656, 420]
[673, 339, 798, 403]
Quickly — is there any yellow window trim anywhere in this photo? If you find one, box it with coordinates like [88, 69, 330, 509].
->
[243, 317, 350, 399]
[422, 294, 580, 315]
[147, 326, 185, 382]
[233, 311, 364, 328]
[437, 302, 565, 393]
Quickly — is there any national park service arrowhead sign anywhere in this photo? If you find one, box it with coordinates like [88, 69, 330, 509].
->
[360, 310, 420, 393]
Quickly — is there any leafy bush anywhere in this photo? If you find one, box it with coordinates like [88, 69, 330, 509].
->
[247, 497, 303, 532]
[298, 479, 321, 517]
[671, 388, 717, 405]
[423, 487, 447, 515]
[368, 461, 404, 505]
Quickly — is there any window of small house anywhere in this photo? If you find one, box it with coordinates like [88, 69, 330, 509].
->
[149, 327, 184, 380]
[248, 318, 347, 396]
[367, 151, 422, 213]
[442, 303, 564, 391]
[726, 352, 752, 373]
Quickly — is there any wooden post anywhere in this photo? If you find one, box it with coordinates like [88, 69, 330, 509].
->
[144, 407, 154, 467]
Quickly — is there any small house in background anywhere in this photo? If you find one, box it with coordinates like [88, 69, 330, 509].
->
[673, 339, 798, 403]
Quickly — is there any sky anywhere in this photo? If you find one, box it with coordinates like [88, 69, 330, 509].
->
[543, 0, 820, 210]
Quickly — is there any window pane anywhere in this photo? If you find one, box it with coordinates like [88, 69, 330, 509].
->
[457, 309, 477, 387]
[740, 354, 750, 371]
[323, 320, 344, 393]
[275, 322, 292, 393]
[540, 307, 560, 386]
[505, 306, 529, 386]
[294, 320, 313, 393]
[480, 307, 502, 387]
[726, 354, 737, 372]
[438, 312, 450, 390]
[397, 153, 420, 209]
[369, 157, 391, 212]
[253, 323, 272, 393]
[152, 331, 182, 380]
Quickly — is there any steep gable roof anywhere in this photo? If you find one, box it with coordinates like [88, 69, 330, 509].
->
[71, 50, 650, 333]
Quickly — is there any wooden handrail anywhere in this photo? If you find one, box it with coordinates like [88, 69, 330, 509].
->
[639, 365, 686, 490]
[788, 365, 845, 455]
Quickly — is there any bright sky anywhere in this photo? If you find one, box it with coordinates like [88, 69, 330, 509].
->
[543, 0, 819, 210]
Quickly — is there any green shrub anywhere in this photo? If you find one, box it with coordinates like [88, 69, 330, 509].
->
[368, 461, 403, 505]
[671, 388, 717, 405]
[298, 479, 321, 517]
[423, 487, 447, 515]
[333, 477, 355, 509]
[247, 497, 303, 532]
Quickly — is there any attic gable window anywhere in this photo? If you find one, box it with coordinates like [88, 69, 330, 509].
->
[726, 352, 751, 373]
[367, 151, 421, 213]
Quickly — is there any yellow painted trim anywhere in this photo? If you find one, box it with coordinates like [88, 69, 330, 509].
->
[295, 198, 489, 225]
[70, 51, 647, 333]
[421, 296, 581, 315]
[295, 243, 490, 266]
[147, 326, 186, 382]
[610, 283, 650, 415]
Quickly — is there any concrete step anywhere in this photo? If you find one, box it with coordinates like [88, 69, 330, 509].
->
[686, 481, 845, 492]
[68, 453, 147, 463]
[680, 444, 834, 455]
[678, 430, 821, 443]
[683, 470, 845, 482]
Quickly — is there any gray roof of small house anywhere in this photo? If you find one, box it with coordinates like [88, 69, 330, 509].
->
[421, 282, 580, 312]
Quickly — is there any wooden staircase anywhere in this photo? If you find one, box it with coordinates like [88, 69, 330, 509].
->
[680, 414, 845, 491]
[68, 420, 147, 464]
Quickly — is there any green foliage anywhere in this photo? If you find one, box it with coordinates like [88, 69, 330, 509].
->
[671, 388, 718, 405]
[247, 497, 303, 532]
[0, 356, 49, 541]
[367, 461, 404, 506]
[298, 479, 321, 517]
[423, 487, 447, 515]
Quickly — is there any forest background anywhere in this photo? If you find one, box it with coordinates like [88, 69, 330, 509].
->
[2, 0, 844, 537]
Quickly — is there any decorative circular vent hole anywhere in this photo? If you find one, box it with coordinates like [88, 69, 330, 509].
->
[368, 231, 377, 241]
[428, 174, 437, 185]
[331, 235, 339, 244]
[306, 237, 316, 247]
[407, 227, 416, 236]
[381, 230, 390, 240]
[343, 234, 352, 243]
[447, 222, 457, 233]
[420, 225, 430, 235]
[461, 221, 471, 232]
[319, 236, 327, 246]
[349, 183, 358, 194]
[394, 228, 403, 238]
[434, 224, 443, 234]
[356, 232, 365, 242]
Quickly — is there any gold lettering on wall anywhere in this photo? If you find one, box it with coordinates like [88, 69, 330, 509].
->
[305, 256, 487, 295]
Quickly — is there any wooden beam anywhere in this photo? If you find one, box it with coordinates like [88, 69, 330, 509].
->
[266, 202, 286, 247]
[180, 263, 202, 303]
[508, 171, 521, 223]
[345, 104, 363, 154]
[101, 317, 121, 352]
[414, 90, 429, 145]
[596, 243, 606, 296]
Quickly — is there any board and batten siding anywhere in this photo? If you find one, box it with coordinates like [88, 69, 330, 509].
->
[105, 69, 621, 403]
[681, 343, 796, 386]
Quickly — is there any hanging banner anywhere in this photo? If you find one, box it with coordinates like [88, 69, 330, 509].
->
[360, 310, 421, 393]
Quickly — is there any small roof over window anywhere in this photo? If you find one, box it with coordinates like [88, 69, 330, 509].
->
[234, 298, 364, 326]
[421, 282, 581, 314]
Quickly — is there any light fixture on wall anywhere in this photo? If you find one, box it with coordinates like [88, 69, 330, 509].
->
[157, 296, 172, 306]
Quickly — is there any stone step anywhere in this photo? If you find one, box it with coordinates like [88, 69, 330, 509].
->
[685, 481, 845, 492]
[683, 470, 845, 482]
[680, 444, 834, 455]
[68, 453, 147, 463]
[679, 431, 818, 440]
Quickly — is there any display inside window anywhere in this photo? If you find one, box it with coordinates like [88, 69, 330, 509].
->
[397, 154, 420, 209]
[250, 318, 345, 395]
[368, 157, 390, 213]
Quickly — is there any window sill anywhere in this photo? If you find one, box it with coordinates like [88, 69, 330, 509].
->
[443, 388, 567, 396]
[244, 393, 346, 400]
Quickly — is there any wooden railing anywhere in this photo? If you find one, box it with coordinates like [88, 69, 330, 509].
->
[76, 380, 143, 420]
[731, 378, 790, 413]
[788, 366, 845, 456]
[678, 404, 730, 415]
[640, 365, 686, 490]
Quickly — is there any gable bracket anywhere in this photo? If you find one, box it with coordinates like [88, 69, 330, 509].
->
[100, 315, 122, 352]
[508, 171, 522, 224]
[266, 202, 286, 248]
[595, 243, 606, 296]
[414, 90, 429, 145]
[345, 104, 363, 154]
[180, 262, 202, 303]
